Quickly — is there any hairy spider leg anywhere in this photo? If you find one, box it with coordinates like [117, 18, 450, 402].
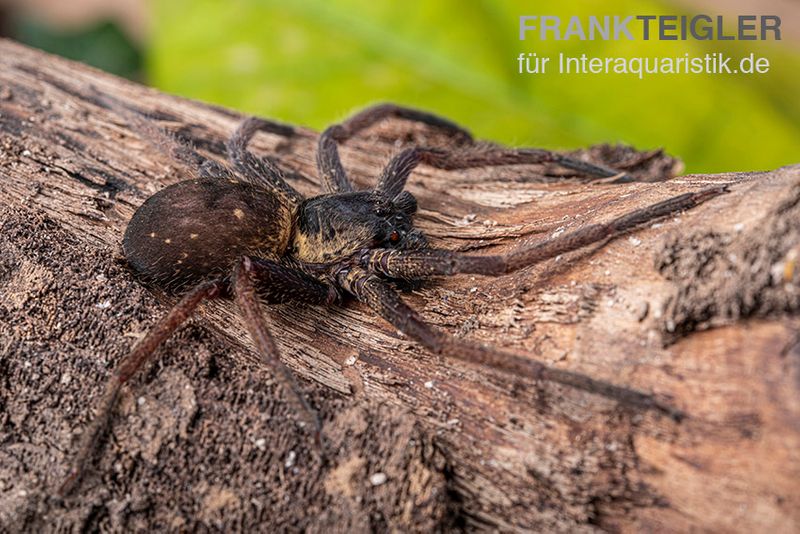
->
[59, 280, 222, 497]
[94, 90, 236, 179]
[246, 256, 340, 305]
[321, 103, 633, 191]
[316, 103, 474, 194]
[362, 186, 728, 279]
[227, 117, 306, 206]
[337, 268, 681, 420]
[233, 257, 324, 447]
[61, 254, 335, 496]
[317, 126, 355, 194]
[374, 146, 638, 203]
[335, 103, 474, 145]
[100, 91, 307, 196]
[345, 186, 728, 418]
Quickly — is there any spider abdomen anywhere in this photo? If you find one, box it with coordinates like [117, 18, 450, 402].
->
[123, 179, 295, 292]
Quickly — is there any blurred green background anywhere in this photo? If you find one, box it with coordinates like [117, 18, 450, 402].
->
[2, 0, 798, 173]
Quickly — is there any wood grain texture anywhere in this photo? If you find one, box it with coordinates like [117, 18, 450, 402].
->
[0, 40, 798, 531]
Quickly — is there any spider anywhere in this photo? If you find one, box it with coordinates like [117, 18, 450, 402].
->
[59, 100, 726, 496]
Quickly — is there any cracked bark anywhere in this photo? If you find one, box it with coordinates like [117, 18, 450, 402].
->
[1, 40, 798, 532]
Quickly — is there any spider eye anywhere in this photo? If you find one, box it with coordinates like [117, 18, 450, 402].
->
[389, 231, 400, 243]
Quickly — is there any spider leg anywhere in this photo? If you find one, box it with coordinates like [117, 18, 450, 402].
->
[317, 125, 355, 194]
[374, 146, 632, 201]
[331, 103, 631, 190]
[363, 185, 728, 278]
[233, 257, 322, 445]
[337, 267, 681, 419]
[320, 102, 629, 195]
[316, 103, 475, 195]
[334, 103, 474, 144]
[59, 280, 222, 497]
[227, 117, 305, 206]
[95, 90, 232, 179]
[247, 256, 340, 305]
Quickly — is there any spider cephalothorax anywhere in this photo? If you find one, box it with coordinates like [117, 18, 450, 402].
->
[291, 190, 427, 264]
[60, 100, 726, 496]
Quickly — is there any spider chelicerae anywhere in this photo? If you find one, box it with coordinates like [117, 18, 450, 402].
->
[60, 99, 726, 495]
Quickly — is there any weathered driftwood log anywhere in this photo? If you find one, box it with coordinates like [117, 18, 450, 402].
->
[0, 40, 798, 532]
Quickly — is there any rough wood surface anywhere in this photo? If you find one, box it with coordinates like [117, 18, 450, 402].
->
[1, 40, 798, 532]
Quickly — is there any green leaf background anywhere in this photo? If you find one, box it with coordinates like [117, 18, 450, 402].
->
[149, 0, 800, 173]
